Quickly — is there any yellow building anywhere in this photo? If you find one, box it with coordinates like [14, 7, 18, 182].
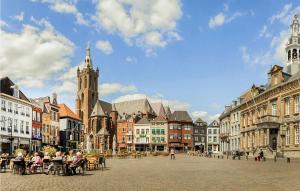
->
[240, 15, 300, 158]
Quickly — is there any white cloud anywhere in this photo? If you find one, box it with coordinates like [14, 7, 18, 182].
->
[93, 0, 182, 55]
[0, 20, 8, 27]
[112, 93, 190, 111]
[259, 25, 272, 38]
[100, 83, 137, 97]
[270, 3, 293, 24]
[33, 0, 89, 26]
[242, 4, 300, 66]
[191, 111, 220, 123]
[125, 56, 137, 64]
[0, 19, 75, 88]
[209, 13, 225, 28]
[11, 12, 25, 21]
[208, 4, 243, 29]
[96, 40, 113, 55]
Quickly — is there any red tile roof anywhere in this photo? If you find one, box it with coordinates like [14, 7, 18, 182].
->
[58, 103, 81, 121]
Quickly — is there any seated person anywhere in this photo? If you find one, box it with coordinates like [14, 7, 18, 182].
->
[70, 152, 83, 175]
[43, 152, 51, 161]
[14, 152, 26, 174]
[46, 151, 63, 175]
[29, 152, 42, 173]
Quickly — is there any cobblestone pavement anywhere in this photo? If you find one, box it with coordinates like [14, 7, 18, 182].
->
[1, 154, 300, 191]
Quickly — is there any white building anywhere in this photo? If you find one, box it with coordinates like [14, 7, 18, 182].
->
[219, 107, 231, 154]
[0, 77, 32, 154]
[229, 99, 241, 152]
[207, 120, 220, 153]
[134, 117, 151, 151]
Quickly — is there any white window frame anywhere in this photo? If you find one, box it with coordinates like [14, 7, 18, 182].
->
[295, 127, 299, 144]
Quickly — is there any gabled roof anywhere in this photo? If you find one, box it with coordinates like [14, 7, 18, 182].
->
[113, 99, 155, 116]
[195, 118, 206, 124]
[97, 128, 110, 136]
[0, 77, 30, 102]
[150, 102, 162, 116]
[153, 103, 167, 121]
[58, 103, 81, 121]
[136, 117, 151, 125]
[91, 100, 112, 117]
[208, 120, 219, 127]
[170, 111, 192, 122]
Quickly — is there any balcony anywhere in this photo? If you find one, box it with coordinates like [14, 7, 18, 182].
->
[282, 114, 300, 123]
[256, 115, 280, 125]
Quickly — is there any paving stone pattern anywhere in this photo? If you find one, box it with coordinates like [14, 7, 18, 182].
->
[1, 154, 300, 191]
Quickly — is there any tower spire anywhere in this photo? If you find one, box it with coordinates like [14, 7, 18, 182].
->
[84, 41, 93, 68]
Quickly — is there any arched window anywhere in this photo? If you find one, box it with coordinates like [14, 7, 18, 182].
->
[288, 50, 291, 61]
[84, 76, 87, 88]
[81, 93, 84, 105]
[292, 49, 297, 59]
[79, 78, 82, 90]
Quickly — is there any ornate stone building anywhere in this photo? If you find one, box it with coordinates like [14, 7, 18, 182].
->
[240, 15, 300, 158]
[76, 45, 117, 152]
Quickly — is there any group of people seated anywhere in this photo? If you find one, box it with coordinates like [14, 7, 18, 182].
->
[11, 150, 85, 175]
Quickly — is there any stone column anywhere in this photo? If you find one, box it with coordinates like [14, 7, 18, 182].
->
[267, 129, 270, 147]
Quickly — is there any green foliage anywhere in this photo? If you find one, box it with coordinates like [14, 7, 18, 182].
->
[14, 148, 26, 157]
[41, 146, 57, 157]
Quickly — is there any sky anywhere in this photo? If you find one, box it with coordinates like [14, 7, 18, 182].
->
[1, 0, 300, 123]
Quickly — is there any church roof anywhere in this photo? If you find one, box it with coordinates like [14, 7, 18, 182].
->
[113, 99, 155, 116]
[97, 127, 110, 136]
[164, 106, 172, 119]
[91, 100, 112, 117]
[150, 102, 162, 116]
[58, 103, 81, 121]
[153, 103, 167, 122]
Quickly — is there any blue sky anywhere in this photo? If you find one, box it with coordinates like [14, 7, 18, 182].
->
[1, 0, 300, 122]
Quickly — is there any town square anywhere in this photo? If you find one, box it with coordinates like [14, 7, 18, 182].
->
[1, 0, 300, 191]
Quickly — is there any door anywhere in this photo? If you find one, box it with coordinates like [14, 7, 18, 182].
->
[272, 138, 277, 150]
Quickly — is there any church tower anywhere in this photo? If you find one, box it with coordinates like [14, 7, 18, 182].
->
[286, 14, 300, 75]
[76, 43, 99, 135]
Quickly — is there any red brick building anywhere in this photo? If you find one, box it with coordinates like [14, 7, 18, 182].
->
[168, 111, 193, 151]
[30, 100, 43, 152]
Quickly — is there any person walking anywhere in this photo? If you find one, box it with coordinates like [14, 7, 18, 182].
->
[170, 148, 175, 160]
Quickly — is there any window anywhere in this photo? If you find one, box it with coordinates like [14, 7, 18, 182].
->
[1, 100, 6, 111]
[20, 121, 24, 133]
[37, 112, 41, 122]
[213, 129, 217, 134]
[26, 107, 30, 117]
[195, 136, 199, 141]
[295, 127, 299, 144]
[1, 116, 6, 131]
[33, 111, 37, 121]
[141, 129, 145, 134]
[272, 102, 277, 116]
[8, 118, 12, 132]
[285, 98, 290, 115]
[26, 122, 29, 134]
[21, 106, 25, 116]
[8, 102, 12, 113]
[152, 129, 156, 135]
[146, 129, 149, 134]
[208, 136, 212, 143]
[122, 128, 126, 133]
[195, 129, 198, 133]
[213, 136, 217, 142]
[286, 127, 290, 145]
[122, 136, 125, 143]
[14, 119, 18, 133]
[201, 137, 205, 142]
[146, 137, 149, 143]
[208, 129, 212, 134]
[136, 137, 140, 143]
[15, 104, 18, 114]
[156, 129, 160, 135]
[161, 129, 165, 135]
[136, 129, 140, 134]
[170, 134, 174, 139]
[295, 95, 299, 113]
[161, 137, 165, 142]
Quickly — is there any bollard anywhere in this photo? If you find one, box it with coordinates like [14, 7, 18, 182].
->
[246, 155, 248, 160]
[287, 157, 290, 163]
[274, 156, 277, 162]
[214, 155, 215, 158]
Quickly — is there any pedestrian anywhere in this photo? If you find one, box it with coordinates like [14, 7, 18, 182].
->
[170, 148, 175, 160]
